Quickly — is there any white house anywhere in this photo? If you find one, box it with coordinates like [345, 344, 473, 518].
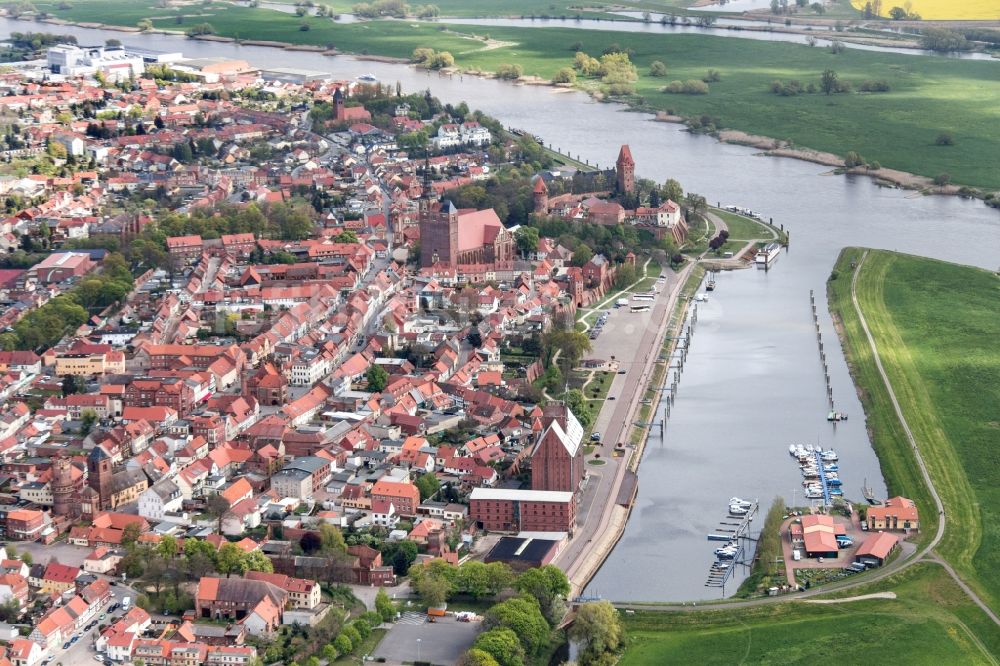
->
[460, 121, 491, 146]
[137, 479, 183, 522]
[8, 637, 43, 666]
[370, 499, 399, 529]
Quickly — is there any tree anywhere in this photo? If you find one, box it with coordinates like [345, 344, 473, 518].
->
[18, 551, 31, 566]
[935, 131, 955, 146]
[244, 550, 273, 573]
[332, 230, 357, 243]
[382, 540, 418, 575]
[458, 649, 501, 666]
[570, 600, 624, 664]
[933, 173, 951, 186]
[61, 374, 84, 396]
[685, 193, 707, 217]
[495, 63, 523, 80]
[415, 472, 440, 501]
[552, 67, 576, 84]
[414, 570, 451, 607]
[366, 364, 389, 392]
[661, 178, 684, 204]
[0, 598, 20, 623]
[205, 493, 231, 533]
[158, 534, 179, 560]
[820, 69, 840, 95]
[121, 522, 142, 549]
[844, 151, 866, 167]
[473, 628, 525, 666]
[516, 226, 539, 255]
[216, 543, 248, 577]
[648, 60, 668, 77]
[516, 565, 570, 624]
[563, 389, 594, 429]
[456, 561, 513, 599]
[80, 408, 97, 435]
[570, 243, 593, 267]
[341, 624, 362, 648]
[318, 523, 347, 553]
[333, 633, 352, 655]
[375, 587, 396, 622]
[300, 531, 323, 554]
[484, 595, 550, 655]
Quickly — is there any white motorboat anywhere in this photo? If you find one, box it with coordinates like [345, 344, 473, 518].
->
[729, 497, 753, 508]
[728, 505, 749, 516]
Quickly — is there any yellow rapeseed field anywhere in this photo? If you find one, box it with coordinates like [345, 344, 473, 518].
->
[850, 0, 1000, 20]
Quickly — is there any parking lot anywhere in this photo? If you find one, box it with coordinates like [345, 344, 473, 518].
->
[372, 613, 481, 666]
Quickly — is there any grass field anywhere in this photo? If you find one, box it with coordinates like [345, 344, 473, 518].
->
[622, 564, 1000, 664]
[712, 209, 775, 241]
[849, 0, 1000, 20]
[828, 248, 1000, 613]
[33, 2, 1000, 190]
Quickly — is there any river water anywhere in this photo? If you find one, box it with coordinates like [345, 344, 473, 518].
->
[6, 18, 998, 601]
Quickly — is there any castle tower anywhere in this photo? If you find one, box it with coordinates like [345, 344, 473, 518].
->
[51, 457, 78, 518]
[616, 144, 635, 194]
[87, 446, 113, 513]
[532, 177, 549, 215]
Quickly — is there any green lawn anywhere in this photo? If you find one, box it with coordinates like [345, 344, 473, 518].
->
[622, 565, 1000, 665]
[712, 209, 775, 241]
[828, 249, 1000, 613]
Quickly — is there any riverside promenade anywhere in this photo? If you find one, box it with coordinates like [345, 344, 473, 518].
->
[554, 259, 697, 596]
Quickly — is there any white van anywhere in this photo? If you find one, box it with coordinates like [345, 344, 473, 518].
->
[792, 549, 802, 561]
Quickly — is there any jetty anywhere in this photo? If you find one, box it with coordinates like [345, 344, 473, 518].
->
[705, 499, 759, 593]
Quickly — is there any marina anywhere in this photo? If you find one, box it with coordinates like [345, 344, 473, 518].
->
[704, 498, 759, 593]
[790, 445, 842, 506]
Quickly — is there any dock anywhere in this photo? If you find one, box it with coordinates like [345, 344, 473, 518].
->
[704, 499, 759, 593]
[813, 451, 833, 506]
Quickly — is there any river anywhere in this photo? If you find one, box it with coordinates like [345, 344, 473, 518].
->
[5, 18, 997, 601]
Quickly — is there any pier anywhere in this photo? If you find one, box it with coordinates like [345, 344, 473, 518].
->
[812, 451, 833, 506]
[704, 499, 759, 594]
[810, 289, 838, 417]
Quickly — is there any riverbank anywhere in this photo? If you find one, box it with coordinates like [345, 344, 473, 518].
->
[11, 9, 1000, 194]
[827, 248, 1000, 614]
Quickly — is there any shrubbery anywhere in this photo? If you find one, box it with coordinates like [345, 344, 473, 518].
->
[664, 79, 709, 95]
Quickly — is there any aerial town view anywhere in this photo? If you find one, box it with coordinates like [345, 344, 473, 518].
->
[0, 0, 994, 664]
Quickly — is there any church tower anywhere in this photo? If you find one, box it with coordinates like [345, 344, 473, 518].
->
[533, 177, 549, 215]
[616, 144, 635, 194]
[87, 446, 113, 513]
[332, 87, 345, 123]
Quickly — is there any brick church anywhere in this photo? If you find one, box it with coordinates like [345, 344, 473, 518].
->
[418, 198, 516, 271]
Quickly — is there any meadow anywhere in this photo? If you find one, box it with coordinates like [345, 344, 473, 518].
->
[828, 249, 1000, 612]
[621, 565, 1000, 664]
[850, 0, 1000, 20]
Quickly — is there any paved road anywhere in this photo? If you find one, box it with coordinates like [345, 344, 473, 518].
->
[46, 579, 137, 666]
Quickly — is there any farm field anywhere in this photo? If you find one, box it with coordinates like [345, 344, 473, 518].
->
[849, 0, 1000, 20]
[828, 248, 1000, 612]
